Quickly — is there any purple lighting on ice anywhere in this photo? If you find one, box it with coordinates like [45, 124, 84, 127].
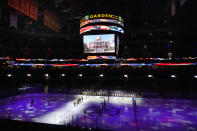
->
[0, 94, 197, 131]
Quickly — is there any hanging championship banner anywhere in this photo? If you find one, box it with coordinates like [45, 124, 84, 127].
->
[8, 0, 20, 11]
[44, 9, 60, 32]
[171, 0, 176, 16]
[52, 16, 60, 32]
[20, 0, 30, 16]
[30, 0, 38, 21]
[0, 8, 1, 23]
[44, 9, 51, 29]
[10, 12, 18, 30]
[180, 0, 186, 6]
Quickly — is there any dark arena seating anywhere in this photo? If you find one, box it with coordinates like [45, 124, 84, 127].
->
[0, 0, 197, 131]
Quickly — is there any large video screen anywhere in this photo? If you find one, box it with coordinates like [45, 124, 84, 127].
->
[83, 34, 115, 54]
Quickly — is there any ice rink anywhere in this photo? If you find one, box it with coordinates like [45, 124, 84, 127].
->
[0, 93, 197, 131]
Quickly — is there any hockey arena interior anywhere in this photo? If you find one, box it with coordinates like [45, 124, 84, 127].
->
[0, 0, 197, 131]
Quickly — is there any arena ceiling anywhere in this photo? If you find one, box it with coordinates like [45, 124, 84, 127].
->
[35, 0, 197, 33]
[0, 0, 197, 58]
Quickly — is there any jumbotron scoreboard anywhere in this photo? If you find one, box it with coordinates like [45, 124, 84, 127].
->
[80, 13, 124, 56]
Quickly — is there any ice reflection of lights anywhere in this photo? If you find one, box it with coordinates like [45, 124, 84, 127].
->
[18, 86, 33, 91]
[33, 95, 89, 125]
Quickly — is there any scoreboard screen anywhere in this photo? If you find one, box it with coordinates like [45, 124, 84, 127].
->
[83, 34, 115, 54]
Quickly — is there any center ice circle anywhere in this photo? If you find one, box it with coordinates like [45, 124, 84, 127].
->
[84, 105, 120, 117]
